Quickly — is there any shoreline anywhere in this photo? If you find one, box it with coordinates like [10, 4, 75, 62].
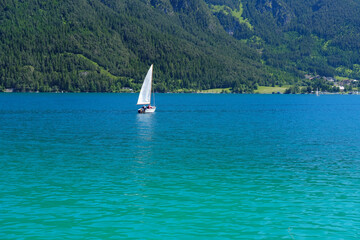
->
[1, 91, 358, 95]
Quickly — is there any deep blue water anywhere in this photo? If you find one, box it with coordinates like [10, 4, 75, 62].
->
[1, 93, 360, 239]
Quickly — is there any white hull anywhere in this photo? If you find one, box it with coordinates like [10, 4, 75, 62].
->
[145, 107, 156, 113]
[138, 106, 156, 113]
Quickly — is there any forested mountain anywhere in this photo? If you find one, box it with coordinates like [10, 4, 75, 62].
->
[207, 0, 360, 80]
[0, 0, 269, 92]
[1, 0, 360, 92]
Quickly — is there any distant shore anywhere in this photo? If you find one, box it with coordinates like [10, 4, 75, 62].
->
[1, 86, 358, 95]
[1, 90, 359, 95]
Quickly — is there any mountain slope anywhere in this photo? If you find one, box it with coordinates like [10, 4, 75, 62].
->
[0, 0, 270, 92]
[2, 0, 360, 93]
[206, 0, 360, 79]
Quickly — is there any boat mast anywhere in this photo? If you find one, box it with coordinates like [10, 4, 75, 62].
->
[151, 65, 155, 106]
[153, 79, 155, 107]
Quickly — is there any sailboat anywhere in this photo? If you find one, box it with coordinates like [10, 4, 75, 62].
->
[137, 64, 156, 113]
[316, 88, 319, 96]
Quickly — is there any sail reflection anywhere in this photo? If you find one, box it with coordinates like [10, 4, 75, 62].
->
[133, 113, 157, 167]
[136, 113, 155, 143]
[129, 114, 157, 206]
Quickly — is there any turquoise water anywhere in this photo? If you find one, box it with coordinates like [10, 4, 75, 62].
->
[1, 93, 360, 239]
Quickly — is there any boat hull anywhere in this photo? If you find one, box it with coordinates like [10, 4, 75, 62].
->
[145, 107, 156, 113]
[138, 106, 156, 113]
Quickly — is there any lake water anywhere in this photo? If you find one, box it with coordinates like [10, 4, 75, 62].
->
[1, 93, 360, 239]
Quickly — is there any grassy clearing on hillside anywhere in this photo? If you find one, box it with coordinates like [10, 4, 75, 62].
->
[209, 2, 253, 30]
[210, 4, 230, 14]
[255, 86, 289, 94]
[76, 54, 119, 79]
[232, 2, 253, 30]
[200, 88, 231, 93]
[335, 76, 350, 81]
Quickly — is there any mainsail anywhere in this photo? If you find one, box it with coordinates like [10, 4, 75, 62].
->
[137, 64, 153, 105]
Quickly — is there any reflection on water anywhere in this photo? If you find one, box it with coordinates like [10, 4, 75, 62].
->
[136, 113, 155, 143]
[129, 114, 158, 217]
[132, 113, 157, 177]
[132, 113, 157, 166]
[135, 113, 156, 165]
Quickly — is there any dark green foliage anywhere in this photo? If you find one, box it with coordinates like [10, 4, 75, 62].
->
[0, 0, 272, 92]
[2, 0, 360, 93]
[206, 0, 360, 80]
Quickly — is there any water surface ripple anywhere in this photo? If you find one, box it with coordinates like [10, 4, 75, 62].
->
[1, 94, 360, 239]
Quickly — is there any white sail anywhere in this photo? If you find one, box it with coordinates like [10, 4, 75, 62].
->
[137, 65, 153, 105]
